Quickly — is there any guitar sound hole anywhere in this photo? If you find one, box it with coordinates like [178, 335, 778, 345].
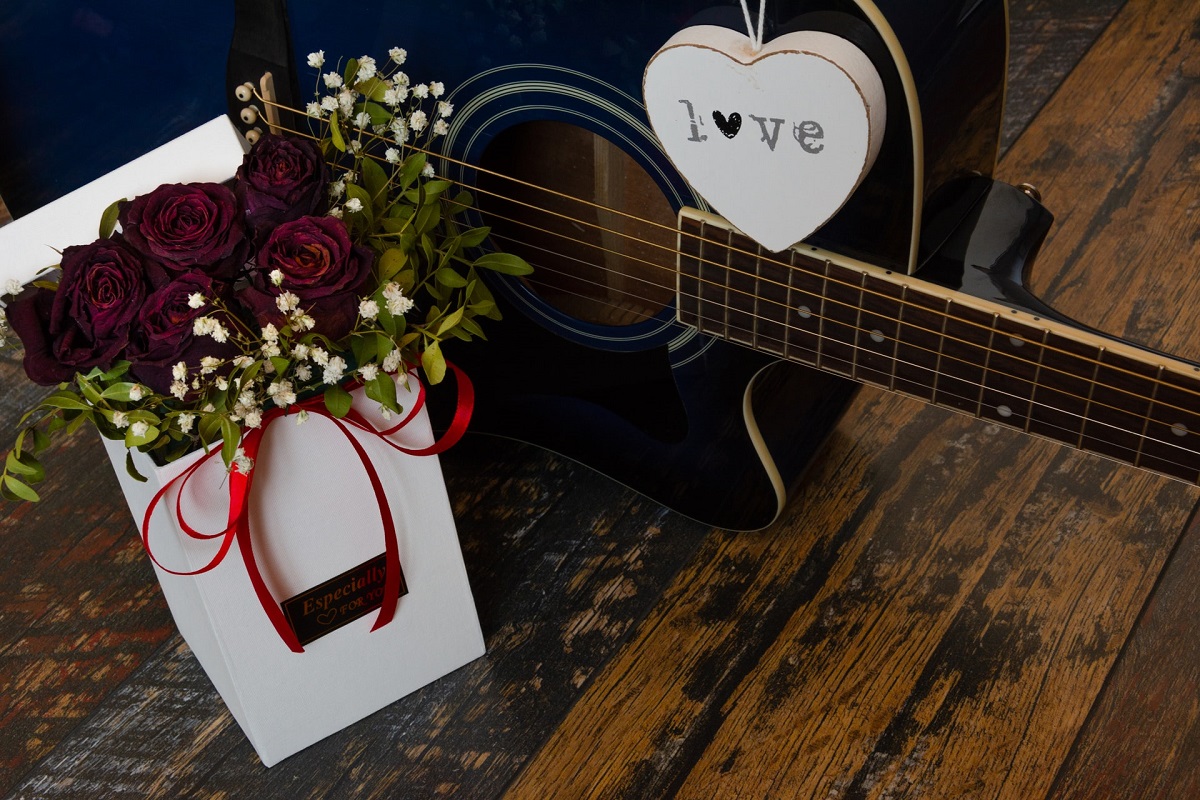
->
[477, 121, 678, 327]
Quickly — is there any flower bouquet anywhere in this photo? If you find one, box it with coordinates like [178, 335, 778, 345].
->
[0, 48, 527, 765]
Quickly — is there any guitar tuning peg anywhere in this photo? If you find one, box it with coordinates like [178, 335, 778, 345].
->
[234, 82, 255, 102]
[240, 106, 259, 125]
[245, 127, 263, 145]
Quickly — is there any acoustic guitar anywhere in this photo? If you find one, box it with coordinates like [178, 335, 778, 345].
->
[4, 1, 1197, 530]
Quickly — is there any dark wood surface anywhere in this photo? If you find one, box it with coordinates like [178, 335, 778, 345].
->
[4, 0, 1200, 796]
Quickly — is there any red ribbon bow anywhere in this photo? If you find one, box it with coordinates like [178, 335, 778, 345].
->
[140, 364, 473, 653]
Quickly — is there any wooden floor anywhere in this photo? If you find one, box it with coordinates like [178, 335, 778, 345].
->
[3, 0, 1200, 796]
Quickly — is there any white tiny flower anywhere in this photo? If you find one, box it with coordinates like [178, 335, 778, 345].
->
[355, 56, 377, 83]
[433, 120, 449, 136]
[177, 413, 196, 433]
[232, 355, 254, 369]
[385, 147, 400, 163]
[269, 269, 284, 286]
[231, 448, 254, 474]
[345, 197, 363, 213]
[327, 207, 344, 219]
[306, 101, 323, 118]
[437, 101, 454, 118]
[200, 355, 221, 374]
[359, 363, 379, 382]
[323, 355, 347, 385]
[216, 377, 229, 391]
[130, 421, 149, 438]
[187, 293, 206, 309]
[382, 88, 404, 107]
[262, 323, 279, 342]
[309, 347, 330, 366]
[359, 298, 380, 319]
[409, 111, 428, 134]
[276, 291, 300, 313]
[413, 83, 429, 99]
[323, 71, 343, 89]
[291, 343, 310, 360]
[307, 50, 325, 68]
[112, 411, 129, 429]
[172, 361, 188, 381]
[295, 409, 310, 425]
[329, 178, 345, 198]
[383, 349, 403, 374]
[380, 407, 392, 420]
[202, 403, 215, 413]
[388, 47, 407, 65]
[392, 70, 409, 87]
[292, 313, 316, 331]
[128, 384, 145, 402]
[209, 322, 228, 343]
[320, 95, 339, 113]
[338, 89, 355, 116]
[4, 278, 21, 296]
[354, 110, 371, 129]
[421, 162, 435, 179]
[270, 380, 297, 408]
[429, 81, 445, 98]
[261, 341, 282, 358]
[170, 381, 188, 401]
[295, 364, 313, 382]
[244, 409, 263, 429]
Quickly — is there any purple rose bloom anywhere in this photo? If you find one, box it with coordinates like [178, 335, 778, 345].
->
[127, 271, 239, 395]
[238, 215, 374, 341]
[7, 238, 152, 385]
[235, 133, 329, 239]
[119, 182, 248, 281]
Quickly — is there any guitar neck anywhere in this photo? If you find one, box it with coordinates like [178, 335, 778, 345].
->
[676, 207, 1200, 483]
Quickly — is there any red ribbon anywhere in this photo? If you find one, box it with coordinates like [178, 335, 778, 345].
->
[140, 364, 474, 653]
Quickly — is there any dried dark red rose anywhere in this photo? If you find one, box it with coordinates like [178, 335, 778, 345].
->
[236, 133, 330, 239]
[238, 215, 374, 341]
[119, 182, 248, 280]
[126, 271, 239, 394]
[7, 238, 153, 385]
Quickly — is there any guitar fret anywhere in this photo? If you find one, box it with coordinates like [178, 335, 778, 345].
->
[979, 314, 1043, 429]
[893, 289, 948, 401]
[974, 314, 999, 418]
[1133, 366, 1164, 468]
[817, 260, 859, 377]
[784, 250, 825, 365]
[889, 286, 907, 391]
[1077, 349, 1104, 450]
[855, 273, 905, 388]
[1138, 366, 1200, 481]
[1080, 349, 1157, 466]
[935, 300, 992, 413]
[1023, 328, 1051, 435]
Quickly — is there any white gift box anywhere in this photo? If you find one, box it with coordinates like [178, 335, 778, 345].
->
[102, 377, 486, 766]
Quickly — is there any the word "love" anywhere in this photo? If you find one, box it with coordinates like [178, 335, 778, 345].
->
[677, 99, 826, 154]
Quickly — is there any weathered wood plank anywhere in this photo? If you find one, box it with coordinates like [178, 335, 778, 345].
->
[502, 0, 1200, 796]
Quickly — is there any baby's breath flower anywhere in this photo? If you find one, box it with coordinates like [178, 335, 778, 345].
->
[177, 412, 196, 433]
[309, 347, 330, 366]
[270, 269, 284, 286]
[323, 355, 347, 385]
[383, 282, 415, 315]
[292, 313, 316, 331]
[295, 363, 313, 382]
[216, 377, 230, 392]
[307, 50, 325, 68]
[383, 349, 403, 374]
[382, 87, 405, 107]
[437, 101, 454, 118]
[421, 162, 435, 179]
[320, 95, 339, 113]
[323, 71, 343, 89]
[3, 278, 21, 296]
[433, 120, 449, 136]
[429, 81, 445, 98]
[329, 179, 345, 198]
[291, 343, 310, 360]
[359, 363, 379, 382]
[261, 341, 282, 358]
[328, 207, 344, 219]
[244, 409, 263, 429]
[345, 197, 363, 213]
[276, 291, 300, 313]
[409, 110, 428, 132]
[170, 381, 188, 400]
[128, 384, 145, 402]
[359, 298, 380, 319]
[392, 70, 409, 86]
[355, 56, 377, 83]
[262, 323, 279, 342]
[172, 362, 188, 381]
[385, 147, 400, 163]
[353, 110, 371, 129]
[231, 448, 254, 474]
[388, 47, 407, 65]
[112, 411, 129, 429]
[295, 409, 310, 425]
[187, 293, 206, 309]
[413, 83, 429, 99]
[337, 90, 355, 116]
[269, 380, 297, 408]
[306, 101, 323, 118]
[130, 421, 149, 438]
[232, 355, 254, 369]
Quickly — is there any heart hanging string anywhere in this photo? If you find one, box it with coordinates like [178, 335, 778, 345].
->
[739, 0, 767, 53]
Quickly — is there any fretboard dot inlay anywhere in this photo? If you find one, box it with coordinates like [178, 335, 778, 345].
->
[870, 329, 885, 343]
[1172, 422, 1189, 438]
[997, 404, 1014, 418]
[797, 305, 812, 319]
[1009, 337, 1024, 348]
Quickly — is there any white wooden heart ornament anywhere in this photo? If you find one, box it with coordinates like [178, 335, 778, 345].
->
[643, 25, 886, 252]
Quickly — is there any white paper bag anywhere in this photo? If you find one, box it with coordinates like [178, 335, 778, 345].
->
[102, 377, 485, 766]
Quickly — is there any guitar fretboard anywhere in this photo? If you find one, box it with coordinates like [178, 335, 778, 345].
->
[676, 209, 1200, 483]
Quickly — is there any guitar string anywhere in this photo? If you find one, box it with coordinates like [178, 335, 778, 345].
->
[258, 105, 1200, 403]
[254, 107, 1200, 430]
[460, 223, 1200, 472]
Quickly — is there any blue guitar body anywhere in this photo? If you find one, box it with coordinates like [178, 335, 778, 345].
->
[0, 1, 1016, 529]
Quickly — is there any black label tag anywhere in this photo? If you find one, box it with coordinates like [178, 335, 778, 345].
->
[280, 553, 407, 646]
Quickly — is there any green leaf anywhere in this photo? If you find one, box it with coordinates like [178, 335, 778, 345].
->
[475, 251, 534, 275]
[436, 306, 464, 337]
[220, 418, 241, 466]
[435, 267, 469, 288]
[100, 361, 131, 381]
[270, 356, 290, 376]
[398, 152, 426, 191]
[99, 199, 122, 238]
[30, 428, 51, 454]
[6, 450, 44, 482]
[459, 226, 491, 249]
[345, 182, 373, 220]
[125, 450, 148, 483]
[460, 315, 487, 339]
[364, 372, 399, 413]
[199, 413, 224, 445]
[351, 333, 378, 367]
[3, 475, 40, 503]
[100, 382, 142, 402]
[421, 179, 452, 198]
[343, 57, 359, 87]
[125, 424, 160, 448]
[357, 76, 390, 102]
[38, 391, 92, 412]
[415, 199, 442, 234]
[329, 111, 346, 152]
[421, 340, 446, 384]
[361, 156, 389, 207]
[324, 385, 353, 418]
